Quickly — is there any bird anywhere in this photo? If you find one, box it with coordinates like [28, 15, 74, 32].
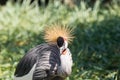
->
[14, 24, 74, 80]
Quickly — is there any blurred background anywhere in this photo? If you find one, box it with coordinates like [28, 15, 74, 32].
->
[0, 0, 120, 80]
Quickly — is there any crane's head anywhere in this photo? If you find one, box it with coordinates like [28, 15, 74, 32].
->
[44, 24, 74, 55]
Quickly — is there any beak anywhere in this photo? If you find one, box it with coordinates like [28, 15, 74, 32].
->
[61, 49, 67, 55]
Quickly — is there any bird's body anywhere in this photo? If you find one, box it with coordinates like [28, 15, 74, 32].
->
[14, 25, 74, 80]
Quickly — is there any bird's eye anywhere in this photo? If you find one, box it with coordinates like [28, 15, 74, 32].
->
[69, 52, 71, 55]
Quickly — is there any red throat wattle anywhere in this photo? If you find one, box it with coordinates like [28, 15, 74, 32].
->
[62, 49, 67, 55]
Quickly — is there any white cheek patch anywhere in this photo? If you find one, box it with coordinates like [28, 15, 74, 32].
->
[60, 46, 65, 54]
[64, 41, 68, 48]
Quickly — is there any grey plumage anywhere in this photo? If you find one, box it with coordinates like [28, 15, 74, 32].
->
[14, 43, 72, 80]
[33, 43, 61, 80]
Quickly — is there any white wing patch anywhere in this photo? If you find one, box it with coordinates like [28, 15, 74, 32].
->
[14, 64, 36, 80]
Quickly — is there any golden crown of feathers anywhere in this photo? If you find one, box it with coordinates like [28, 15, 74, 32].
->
[44, 24, 74, 43]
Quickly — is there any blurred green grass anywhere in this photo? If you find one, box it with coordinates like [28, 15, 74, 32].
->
[0, 1, 120, 80]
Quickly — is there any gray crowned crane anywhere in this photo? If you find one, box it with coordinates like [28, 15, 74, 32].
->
[14, 25, 74, 80]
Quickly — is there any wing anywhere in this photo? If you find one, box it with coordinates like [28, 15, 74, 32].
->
[14, 43, 50, 77]
[14, 43, 61, 80]
[33, 44, 61, 80]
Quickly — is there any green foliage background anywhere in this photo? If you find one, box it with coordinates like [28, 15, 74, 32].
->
[0, 0, 120, 80]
